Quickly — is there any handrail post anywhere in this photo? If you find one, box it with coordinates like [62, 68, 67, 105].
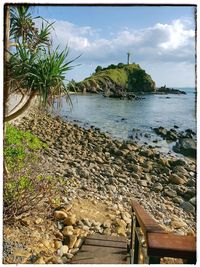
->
[130, 210, 135, 264]
[130, 199, 196, 264]
[130, 208, 140, 264]
[133, 216, 140, 263]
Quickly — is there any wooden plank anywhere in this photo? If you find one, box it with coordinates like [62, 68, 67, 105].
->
[86, 234, 127, 243]
[131, 199, 165, 235]
[147, 233, 196, 259]
[71, 234, 128, 264]
[84, 237, 127, 249]
[72, 245, 128, 264]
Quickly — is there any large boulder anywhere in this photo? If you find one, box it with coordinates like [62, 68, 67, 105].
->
[173, 138, 196, 158]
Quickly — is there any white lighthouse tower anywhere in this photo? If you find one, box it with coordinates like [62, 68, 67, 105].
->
[127, 52, 131, 65]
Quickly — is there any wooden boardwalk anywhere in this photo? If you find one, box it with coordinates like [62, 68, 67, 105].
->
[71, 234, 128, 264]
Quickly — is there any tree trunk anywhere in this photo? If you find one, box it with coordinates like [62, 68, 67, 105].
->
[3, 5, 10, 178]
[5, 92, 37, 122]
[4, 4, 10, 124]
[8, 93, 28, 115]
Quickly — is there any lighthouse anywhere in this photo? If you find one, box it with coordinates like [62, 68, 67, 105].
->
[127, 52, 131, 65]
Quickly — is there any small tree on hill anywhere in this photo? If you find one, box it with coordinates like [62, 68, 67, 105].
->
[95, 65, 103, 73]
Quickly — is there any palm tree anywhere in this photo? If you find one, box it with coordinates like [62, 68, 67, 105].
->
[4, 5, 77, 122]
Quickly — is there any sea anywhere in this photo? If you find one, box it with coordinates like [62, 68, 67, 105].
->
[53, 88, 196, 155]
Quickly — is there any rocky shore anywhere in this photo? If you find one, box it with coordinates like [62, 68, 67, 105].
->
[154, 126, 196, 158]
[4, 109, 196, 264]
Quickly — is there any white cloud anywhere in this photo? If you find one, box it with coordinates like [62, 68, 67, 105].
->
[50, 18, 195, 62]
[157, 20, 194, 50]
[46, 18, 195, 86]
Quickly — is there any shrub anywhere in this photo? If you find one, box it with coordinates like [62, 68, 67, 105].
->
[3, 125, 67, 222]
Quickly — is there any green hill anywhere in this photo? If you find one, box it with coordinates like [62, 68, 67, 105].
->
[69, 63, 156, 97]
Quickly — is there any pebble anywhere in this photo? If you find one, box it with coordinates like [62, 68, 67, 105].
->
[54, 240, 62, 250]
[63, 215, 76, 226]
[189, 197, 196, 206]
[58, 245, 69, 257]
[68, 235, 78, 249]
[74, 238, 84, 248]
[103, 221, 111, 228]
[164, 188, 177, 198]
[169, 174, 186, 185]
[171, 219, 187, 229]
[57, 221, 64, 230]
[153, 182, 163, 192]
[65, 253, 74, 259]
[61, 256, 70, 263]
[82, 218, 92, 227]
[138, 180, 148, 187]
[54, 210, 68, 220]
[117, 227, 126, 236]
[62, 226, 74, 236]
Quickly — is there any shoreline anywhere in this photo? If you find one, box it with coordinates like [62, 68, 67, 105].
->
[15, 108, 196, 234]
[52, 92, 196, 160]
[4, 107, 196, 263]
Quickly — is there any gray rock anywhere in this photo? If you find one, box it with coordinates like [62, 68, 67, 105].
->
[180, 201, 195, 214]
[57, 221, 64, 230]
[164, 188, 177, 198]
[189, 197, 196, 206]
[103, 221, 111, 228]
[153, 182, 163, 192]
[138, 180, 148, 187]
[106, 185, 117, 193]
[118, 177, 127, 184]
[82, 218, 92, 227]
[65, 253, 74, 259]
[61, 256, 70, 263]
[169, 174, 186, 185]
[173, 138, 196, 158]
[173, 196, 184, 205]
[103, 228, 111, 235]
[82, 225, 90, 231]
[58, 245, 69, 257]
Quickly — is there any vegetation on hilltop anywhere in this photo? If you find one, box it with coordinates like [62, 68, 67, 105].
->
[69, 63, 156, 95]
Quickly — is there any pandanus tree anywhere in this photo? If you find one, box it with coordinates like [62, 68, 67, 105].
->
[4, 5, 76, 122]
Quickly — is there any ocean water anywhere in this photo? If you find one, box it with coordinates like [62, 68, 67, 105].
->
[53, 88, 196, 155]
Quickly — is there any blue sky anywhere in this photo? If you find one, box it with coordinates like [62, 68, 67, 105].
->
[33, 5, 196, 87]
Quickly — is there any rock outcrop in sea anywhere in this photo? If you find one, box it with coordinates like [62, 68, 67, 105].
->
[68, 63, 156, 98]
[68, 64, 186, 98]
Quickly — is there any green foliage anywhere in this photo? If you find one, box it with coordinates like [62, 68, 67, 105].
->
[4, 124, 46, 171]
[117, 63, 124, 68]
[3, 124, 72, 223]
[8, 5, 77, 113]
[79, 63, 155, 93]
[95, 65, 103, 73]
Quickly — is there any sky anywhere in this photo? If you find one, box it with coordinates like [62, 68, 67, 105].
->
[32, 5, 196, 87]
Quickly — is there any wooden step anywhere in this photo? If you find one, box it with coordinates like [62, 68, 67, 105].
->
[71, 234, 128, 264]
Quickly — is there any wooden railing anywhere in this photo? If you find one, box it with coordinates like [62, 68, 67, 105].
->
[129, 199, 196, 264]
